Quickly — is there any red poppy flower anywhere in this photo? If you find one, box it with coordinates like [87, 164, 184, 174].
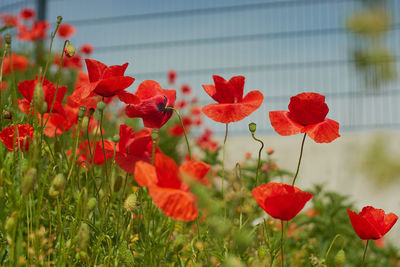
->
[347, 206, 398, 240]
[175, 100, 187, 109]
[79, 43, 93, 55]
[17, 20, 49, 42]
[73, 140, 115, 165]
[1, 14, 19, 26]
[134, 152, 210, 221]
[20, 8, 35, 20]
[168, 70, 177, 85]
[168, 117, 192, 137]
[269, 92, 340, 143]
[57, 23, 76, 38]
[196, 128, 219, 152]
[202, 75, 264, 123]
[125, 80, 176, 129]
[70, 59, 138, 104]
[17, 76, 67, 116]
[115, 124, 153, 174]
[2, 53, 28, 74]
[0, 124, 33, 152]
[252, 182, 313, 221]
[181, 84, 192, 95]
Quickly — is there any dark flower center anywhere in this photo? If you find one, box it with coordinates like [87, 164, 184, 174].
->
[157, 96, 173, 115]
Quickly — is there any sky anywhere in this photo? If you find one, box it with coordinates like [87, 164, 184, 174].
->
[1, 0, 400, 135]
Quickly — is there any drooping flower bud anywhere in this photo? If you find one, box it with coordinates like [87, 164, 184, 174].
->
[334, 249, 346, 266]
[87, 197, 97, 212]
[64, 44, 75, 58]
[248, 122, 256, 133]
[48, 186, 59, 198]
[20, 168, 37, 196]
[78, 223, 90, 250]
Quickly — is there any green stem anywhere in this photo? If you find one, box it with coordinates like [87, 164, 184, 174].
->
[325, 234, 343, 260]
[251, 133, 264, 186]
[222, 123, 228, 216]
[165, 107, 191, 160]
[291, 133, 306, 186]
[66, 117, 83, 181]
[280, 220, 285, 267]
[361, 240, 369, 267]
[0, 43, 8, 127]
[99, 104, 109, 179]
[41, 18, 62, 81]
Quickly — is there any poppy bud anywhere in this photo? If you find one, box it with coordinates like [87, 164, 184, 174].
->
[64, 44, 75, 58]
[48, 186, 59, 198]
[257, 245, 266, 260]
[87, 197, 97, 212]
[33, 82, 45, 113]
[97, 101, 106, 112]
[223, 256, 245, 267]
[57, 16, 63, 24]
[124, 194, 137, 212]
[334, 249, 346, 266]
[248, 122, 256, 133]
[20, 168, 37, 196]
[112, 135, 120, 143]
[78, 106, 87, 119]
[52, 173, 66, 191]
[78, 223, 90, 250]
[2, 110, 12, 120]
[4, 34, 11, 45]
[81, 117, 88, 130]
[5, 215, 16, 233]
[113, 175, 123, 192]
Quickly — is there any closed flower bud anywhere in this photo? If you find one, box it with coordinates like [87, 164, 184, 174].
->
[334, 249, 346, 266]
[33, 83, 45, 113]
[52, 173, 66, 191]
[20, 168, 37, 195]
[78, 223, 90, 250]
[124, 194, 136, 212]
[248, 122, 256, 133]
[87, 197, 97, 211]
[4, 34, 11, 45]
[113, 175, 123, 192]
[5, 215, 16, 233]
[78, 106, 87, 119]
[81, 116, 88, 130]
[2, 110, 12, 120]
[64, 44, 75, 58]
[257, 245, 266, 260]
[97, 101, 106, 112]
[48, 186, 59, 198]
[223, 256, 245, 267]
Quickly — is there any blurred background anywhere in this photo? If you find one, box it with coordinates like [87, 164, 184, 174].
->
[2, 0, 400, 245]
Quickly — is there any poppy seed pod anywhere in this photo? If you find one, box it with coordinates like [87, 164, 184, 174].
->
[78, 106, 87, 119]
[57, 16, 63, 24]
[64, 44, 75, 58]
[248, 122, 256, 133]
[112, 135, 120, 143]
[151, 130, 158, 141]
[20, 168, 37, 195]
[4, 34, 11, 45]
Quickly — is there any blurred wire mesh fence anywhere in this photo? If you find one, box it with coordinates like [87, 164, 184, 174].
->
[1, 0, 399, 135]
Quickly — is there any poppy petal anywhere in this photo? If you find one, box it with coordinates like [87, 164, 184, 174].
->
[70, 82, 99, 103]
[179, 161, 210, 186]
[102, 63, 129, 78]
[117, 91, 140, 104]
[347, 209, 382, 240]
[304, 118, 340, 143]
[85, 59, 107, 83]
[94, 76, 135, 97]
[228, 75, 245, 102]
[135, 80, 163, 99]
[154, 152, 181, 189]
[134, 161, 158, 187]
[202, 90, 263, 123]
[148, 186, 198, 222]
[269, 111, 303, 136]
[288, 92, 329, 125]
